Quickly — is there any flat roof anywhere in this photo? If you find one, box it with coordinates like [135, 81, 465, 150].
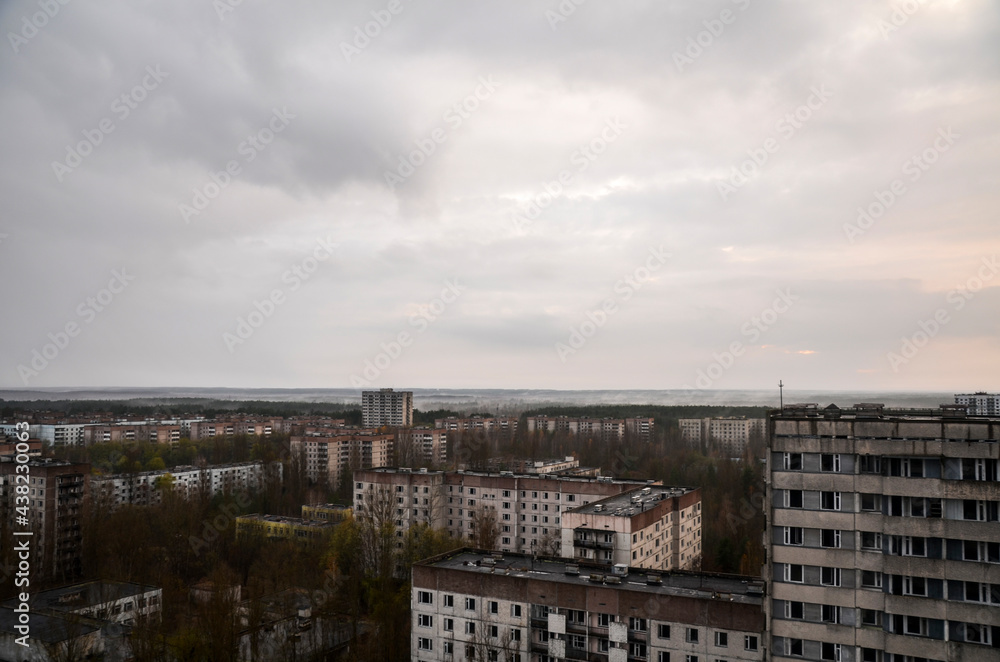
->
[237, 514, 336, 527]
[772, 404, 1000, 421]
[359, 467, 651, 484]
[571, 485, 695, 516]
[421, 550, 762, 605]
[2, 580, 158, 613]
[0, 607, 100, 643]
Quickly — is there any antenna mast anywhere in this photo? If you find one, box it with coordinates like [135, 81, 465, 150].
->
[779, 380, 784, 409]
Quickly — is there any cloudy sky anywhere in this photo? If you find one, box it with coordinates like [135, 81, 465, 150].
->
[1, 0, 998, 391]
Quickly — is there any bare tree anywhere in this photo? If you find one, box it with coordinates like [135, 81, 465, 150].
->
[356, 485, 397, 581]
[536, 528, 562, 557]
[469, 612, 518, 662]
[469, 503, 500, 551]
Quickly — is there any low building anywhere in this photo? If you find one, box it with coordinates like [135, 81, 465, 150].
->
[411, 549, 765, 662]
[561, 485, 703, 571]
[301, 503, 351, 522]
[5, 580, 162, 626]
[235, 514, 336, 544]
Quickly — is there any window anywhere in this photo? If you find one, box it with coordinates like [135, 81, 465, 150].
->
[860, 493, 881, 511]
[859, 455, 882, 474]
[964, 622, 993, 644]
[659, 654, 671, 662]
[745, 635, 758, 651]
[861, 609, 881, 626]
[443, 618, 453, 632]
[629, 643, 647, 658]
[465, 597, 476, 610]
[821, 491, 842, 511]
[861, 531, 882, 550]
[686, 628, 699, 643]
[417, 591, 433, 605]
[417, 637, 432, 651]
[489, 600, 498, 614]
[714, 632, 728, 647]
[861, 571, 882, 588]
[658, 624, 671, 639]
[465, 621, 476, 635]
[443, 642, 453, 654]
[629, 617, 647, 632]
[490, 625, 499, 638]
[786, 490, 803, 508]
[788, 639, 803, 656]
[511, 628, 521, 641]
[821, 567, 842, 586]
[686, 656, 699, 662]
[785, 601, 804, 619]
[784, 527, 803, 545]
[784, 564, 804, 583]
[821, 642, 841, 661]
[783, 453, 802, 470]
[511, 604, 522, 617]
[821, 529, 842, 548]
[903, 575, 927, 596]
[821, 453, 841, 472]
[822, 605, 841, 624]
[598, 613, 614, 627]
[417, 614, 432, 627]
[443, 594, 454, 607]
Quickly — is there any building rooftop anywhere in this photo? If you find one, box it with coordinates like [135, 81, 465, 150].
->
[420, 549, 763, 605]
[571, 485, 696, 517]
[0, 607, 101, 644]
[2, 580, 157, 614]
[773, 403, 1000, 421]
[360, 466, 652, 484]
[237, 514, 336, 528]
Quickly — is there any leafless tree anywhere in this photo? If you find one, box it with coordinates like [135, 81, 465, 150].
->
[470, 503, 500, 551]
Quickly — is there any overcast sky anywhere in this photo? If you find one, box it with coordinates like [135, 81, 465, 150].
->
[1, 0, 998, 392]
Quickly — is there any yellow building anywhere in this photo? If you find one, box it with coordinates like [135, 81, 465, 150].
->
[235, 514, 335, 544]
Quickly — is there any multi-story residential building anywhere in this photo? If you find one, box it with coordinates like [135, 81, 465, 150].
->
[362, 388, 413, 428]
[83, 423, 182, 444]
[91, 461, 280, 507]
[290, 432, 394, 487]
[766, 402, 1000, 662]
[34, 423, 88, 446]
[235, 514, 336, 544]
[435, 417, 519, 435]
[526, 416, 655, 441]
[679, 417, 765, 455]
[955, 392, 1000, 416]
[561, 485, 702, 571]
[353, 469, 671, 556]
[411, 549, 765, 662]
[0, 458, 88, 583]
[398, 427, 448, 467]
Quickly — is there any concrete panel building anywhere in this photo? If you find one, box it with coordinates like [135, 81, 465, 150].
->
[766, 403, 1000, 662]
[362, 388, 413, 428]
[955, 392, 1000, 416]
[290, 432, 394, 487]
[679, 417, 765, 455]
[411, 549, 764, 662]
[561, 485, 702, 571]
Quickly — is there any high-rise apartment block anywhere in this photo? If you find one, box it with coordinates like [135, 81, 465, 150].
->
[526, 416, 656, 441]
[362, 388, 414, 427]
[0, 458, 88, 582]
[679, 417, 765, 455]
[766, 403, 1000, 662]
[291, 432, 394, 486]
[955, 392, 1000, 416]
[411, 549, 764, 662]
[354, 469, 701, 570]
[562, 485, 703, 571]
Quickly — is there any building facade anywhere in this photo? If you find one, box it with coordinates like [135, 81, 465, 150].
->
[290, 432, 394, 487]
[398, 427, 449, 467]
[435, 417, 519, 435]
[679, 417, 765, 455]
[767, 403, 1000, 662]
[411, 549, 765, 662]
[955, 392, 1000, 416]
[526, 416, 655, 442]
[91, 461, 280, 507]
[362, 388, 414, 428]
[0, 458, 88, 582]
[354, 469, 678, 557]
[561, 486, 703, 571]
